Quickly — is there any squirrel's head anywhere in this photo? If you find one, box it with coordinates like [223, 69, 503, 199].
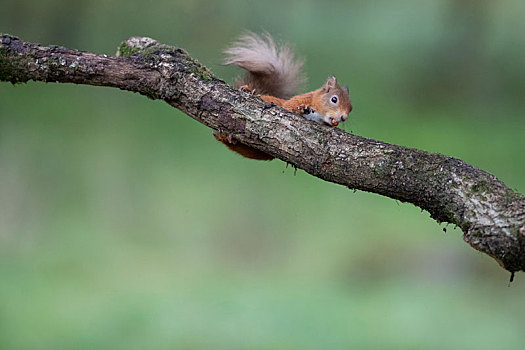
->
[315, 76, 353, 126]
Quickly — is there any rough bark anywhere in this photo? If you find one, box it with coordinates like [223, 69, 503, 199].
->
[1, 34, 525, 274]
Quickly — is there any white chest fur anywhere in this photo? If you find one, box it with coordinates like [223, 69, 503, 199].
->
[302, 111, 325, 124]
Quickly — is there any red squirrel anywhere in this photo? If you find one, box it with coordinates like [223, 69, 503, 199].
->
[214, 32, 353, 160]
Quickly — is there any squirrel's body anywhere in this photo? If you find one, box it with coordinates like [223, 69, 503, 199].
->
[215, 32, 353, 160]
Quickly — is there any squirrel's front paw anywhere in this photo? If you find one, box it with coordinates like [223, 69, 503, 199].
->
[296, 104, 315, 115]
[239, 85, 257, 95]
[213, 131, 235, 144]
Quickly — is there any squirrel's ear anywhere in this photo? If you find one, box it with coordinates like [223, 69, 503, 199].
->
[324, 76, 337, 92]
[343, 85, 349, 95]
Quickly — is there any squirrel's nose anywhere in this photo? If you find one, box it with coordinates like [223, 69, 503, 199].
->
[341, 115, 347, 121]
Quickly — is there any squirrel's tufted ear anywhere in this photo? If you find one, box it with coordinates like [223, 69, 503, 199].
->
[324, 76, 337, 92]
[343, 85, 349, 95]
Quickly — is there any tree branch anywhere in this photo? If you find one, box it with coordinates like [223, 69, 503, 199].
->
[2, 34, 525, 274]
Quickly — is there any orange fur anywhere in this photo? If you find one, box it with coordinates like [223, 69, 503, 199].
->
[213, 131, 274, 160]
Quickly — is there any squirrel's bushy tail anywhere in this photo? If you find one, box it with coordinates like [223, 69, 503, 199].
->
[224, 32, 305, 99]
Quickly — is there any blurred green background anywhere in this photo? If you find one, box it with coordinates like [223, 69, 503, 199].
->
[1, 0, 525, 349]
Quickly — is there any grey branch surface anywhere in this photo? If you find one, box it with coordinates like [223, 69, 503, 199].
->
[2, 34, 525, 274]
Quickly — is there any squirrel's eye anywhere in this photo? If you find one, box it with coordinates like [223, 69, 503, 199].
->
[331, 96, 338, 104]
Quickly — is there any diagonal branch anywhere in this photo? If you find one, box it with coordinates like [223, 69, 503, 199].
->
[2, 34, 525, 274]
